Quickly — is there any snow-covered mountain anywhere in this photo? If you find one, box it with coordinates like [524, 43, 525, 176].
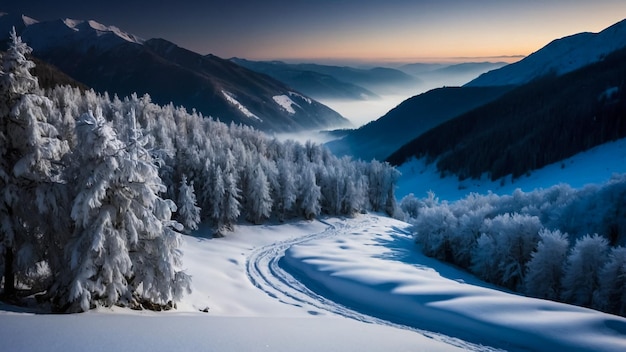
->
[0, 13, 350, 133]
[21, 17, 144, 52]
[467, 18, 626, 87]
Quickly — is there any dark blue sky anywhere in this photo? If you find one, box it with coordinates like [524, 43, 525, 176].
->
[4, 1, 626, 64]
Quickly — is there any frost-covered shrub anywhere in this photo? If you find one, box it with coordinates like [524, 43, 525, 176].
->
[561, 234, 609, 307]
[594, 246, 626, 315]
[524, 229, 569, 300]
[414, 205, 457, 260]
[399, 193, 423, 221]
[405, 175, 626, 316]
[471, 213, 541, 289]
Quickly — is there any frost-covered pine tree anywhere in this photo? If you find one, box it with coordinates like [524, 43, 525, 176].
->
[275, 158, 297, 221]
[246, 161, 273, 224]
[177, 175, 201, 232]
[117, 108, 191, 309]
[0, 27, 69, 299]
[561, 234, 609, 307]
[524, 229, 569, 300]
[210, 165, 226, 234]
[59, 109, 190, 312]
[220, 150, 241, 233]
[299, 164, 321, 220]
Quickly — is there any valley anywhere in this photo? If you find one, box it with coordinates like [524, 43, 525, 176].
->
[1, 4, 626, 352]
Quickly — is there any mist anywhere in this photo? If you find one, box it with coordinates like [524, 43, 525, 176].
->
[318, 94, 411, 128]
[317, 62, 507, 128]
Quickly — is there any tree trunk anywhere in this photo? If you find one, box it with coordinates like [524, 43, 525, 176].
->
[2, 246, 15, 298]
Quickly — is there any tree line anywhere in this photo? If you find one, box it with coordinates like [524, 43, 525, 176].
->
[0, 29, 399, 312]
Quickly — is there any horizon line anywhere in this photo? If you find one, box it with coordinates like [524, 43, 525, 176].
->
[238, 55, 527, 66]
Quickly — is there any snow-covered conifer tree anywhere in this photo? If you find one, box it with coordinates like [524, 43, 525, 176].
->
[117, 109, 191, 309]
[299, 165, 321, 220]
[60, 109, 132, 311]
[275, 159, 297, 221]
[177, 175, 201, 232]
[210, 166, 226, 234]
[213, 149, 241, 235]
[60, 109, 189, 312]
[246, 162, 273, 224]
[0, 27, 69, 299]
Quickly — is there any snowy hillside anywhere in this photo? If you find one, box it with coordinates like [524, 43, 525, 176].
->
[467, 18, 626, 86]
[396, 137, 626, 201]
[2, 215, 624, 351]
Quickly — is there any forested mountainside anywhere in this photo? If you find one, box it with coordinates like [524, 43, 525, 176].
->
[29, 56, 88, 91]
[327, 86, 511, 161]
[0, 30, 397, 312]
[0, 13, 350, 133]
[388, 46, 626, 181]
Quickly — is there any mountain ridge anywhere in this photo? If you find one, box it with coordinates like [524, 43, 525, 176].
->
[0, 13, 350, 133]
[467, 18, 626, 87]
[388, 45, 626, 180]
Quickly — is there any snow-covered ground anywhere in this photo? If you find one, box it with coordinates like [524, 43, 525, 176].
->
[396, 137, 626, 201]
[2, 214, 625, 351]
[2, 138, 626, 351]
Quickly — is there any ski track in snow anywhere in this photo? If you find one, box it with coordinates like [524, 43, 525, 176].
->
[245, 217, 501, 352]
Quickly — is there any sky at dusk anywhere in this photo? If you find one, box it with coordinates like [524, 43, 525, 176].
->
[4, 1, 626, 64]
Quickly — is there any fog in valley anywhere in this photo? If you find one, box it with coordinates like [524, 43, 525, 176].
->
[318, 64, 504, 129]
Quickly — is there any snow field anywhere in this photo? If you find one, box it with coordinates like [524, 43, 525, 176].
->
[2, 214, 625, 351]
[396, 137, 626, 201]
[273, 94, 300, 114]
[0, 219, 467, 352]
[282, 215, 626, 351]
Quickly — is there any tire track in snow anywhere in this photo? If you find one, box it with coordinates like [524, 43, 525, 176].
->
[245, 215, 501, 352]
[246, 217, 364, 319]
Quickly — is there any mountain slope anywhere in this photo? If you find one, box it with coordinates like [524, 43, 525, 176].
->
[388, 46, 626, 181]
[0, 13, 349, 133]
[400, 61, 507, 87]
[326, 86, 511, 161]
[467, 18, 626, 87]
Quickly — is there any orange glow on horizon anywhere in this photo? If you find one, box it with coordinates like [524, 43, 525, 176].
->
[197, 2, 626, 65]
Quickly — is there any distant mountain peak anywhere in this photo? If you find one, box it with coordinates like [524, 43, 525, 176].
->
[467, 17, 626, 87]
[22, 14, 38, 26]
[0, 13, 38, 35]
[62, 18, 144, 45]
